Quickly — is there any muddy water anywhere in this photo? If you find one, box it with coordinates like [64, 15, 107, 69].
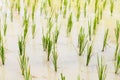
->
[0, 0, 120, 80]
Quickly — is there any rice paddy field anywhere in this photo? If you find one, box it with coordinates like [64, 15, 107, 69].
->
[0, 0, 120, 80]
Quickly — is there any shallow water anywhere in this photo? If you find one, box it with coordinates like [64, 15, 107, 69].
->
[0, 0, 120, 80]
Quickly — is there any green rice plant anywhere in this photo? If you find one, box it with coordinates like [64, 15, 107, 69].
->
[93, 16, 97, 35]
[67, 13, 73, 36]
[53, 26, 59, 44]
[115, 20, 120, 44]
[32, 22, 36, 39]
[97, 56, 107, 80]
[78, 27, 87, 56]
[110, 0, 114, 16]
[86, 44, 93, 66]
[42, 34, 47, 51]
[52, 44, 58, 72]
[102, 29, 109, 52]
[115, 49, 120, 74]
[60, 73, 66, 80]
[84, 1, 87, 18]
[99, 5, 103, 20]
[0, 41, 5, 65]
[88, 20, 92, 41]
[95, 0, 98, 13]
[18, 36, 25, 55]
[76, 2, 80, 21]
[114, 43, 119, 60]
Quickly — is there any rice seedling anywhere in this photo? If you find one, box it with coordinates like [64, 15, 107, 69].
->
[16, 0, 20, 14]
[77, 75, 80, 80]
[93, 16, 97, 35]
[32, 22, 36, 39]
[86, 44, 93, 66]
[84, 1, 87, 18]
[48, 0, 51, 7]
[47, 35, 52, 61]
[110, 0, 114, 16]
[24, 66, 32, 80]
[114, 49, 120, 74]
[4, 13, 7, 36]
[52, 44, 58, 72]
[115, 20, 120, 44]
[0, 41, 5, 65]
[53, 26, 59, 44]
[95, 0, 98, 13]
[76, 2, 80, 21]
[63, 0, 67, 18]
[102, 29, 109, 52]
[114, 43, 119, 60]
[103, 0, 107, 10]
[88, 20, 92, 41]
[19, 53, 28, 75]
[3, 19, 7, 36]
[18, 36, 25, 55]
[42, 34, 47, 51]
[23, 17, 29, 40]
[97, 56, 107, 80]
[78, 27, 87, 56]
[88, 0, 90, 4]
[60, 73, 66, 80]
[67, 13, 73, 36]
[32, 1, 36, 21]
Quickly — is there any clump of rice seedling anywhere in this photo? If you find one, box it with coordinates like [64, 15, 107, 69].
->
[97, 56, 107, 80]
[18, 36, 25, 55]
[60, 73, 66, 80]
[115, 49, 120, 74]
[88, 20, 92, 41]
[52, 44, 58, 72]
[67, 13, 73, 36]
[110, 0, 114, 16]
[84, 1, 87, 18]
[102, 29, 109, 52]
[0, 41, 5, 65]
[78, 27, 87, 56]
[32, 22, 36, 39]
[53, 26, 59, 44]
[86, 43, 93, 66]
